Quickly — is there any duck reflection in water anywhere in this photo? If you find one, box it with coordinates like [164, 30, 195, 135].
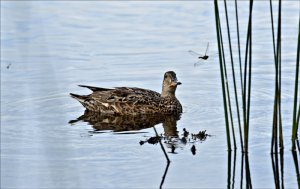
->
[70, 111, 210, 157]
[69, 110, 209, 155]
[69, 110, 183, 152]
[69, 110, 180, 133]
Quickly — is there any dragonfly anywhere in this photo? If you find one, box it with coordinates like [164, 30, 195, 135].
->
[188, 42, 211, 66]
[6, 63, 12, 69]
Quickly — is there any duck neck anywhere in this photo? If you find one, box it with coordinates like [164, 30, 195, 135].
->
[162, 93, 175, 98]
[161, 90, 176, 98]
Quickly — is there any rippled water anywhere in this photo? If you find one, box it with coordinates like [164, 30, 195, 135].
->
[1, 1, 299, 188]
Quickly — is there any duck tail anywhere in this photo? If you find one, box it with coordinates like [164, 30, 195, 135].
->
[70, 93, 87, 103]
[78, 85, 111, 92]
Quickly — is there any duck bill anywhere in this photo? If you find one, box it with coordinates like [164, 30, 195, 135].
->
[170, 81, 182, 87]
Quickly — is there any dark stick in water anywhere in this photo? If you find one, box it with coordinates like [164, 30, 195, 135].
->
[153, 126, 170, 163]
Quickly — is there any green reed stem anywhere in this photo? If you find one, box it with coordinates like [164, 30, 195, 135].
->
[292, 18, 300, 151]
[243, 0, 254, 153]
[235, 0, 244, 99]
[269, 0, 276, 59]
[273, 0, 283, 153]
[277, 0, 284, 150]
[224, 0, 242, 150]
[269, 0, 277, 154]
[269, 0, 283, 153]
[214, 0, 232, 151]
[246, 2, 253, 153]
[297, 139, 300, 153]
[235, 0, 245, 151]
[218, 14, 237, 149]
[297, 103, 300, 132]
[218, 0, 238, 150]
[271, 100, 278, 154]
[278, 58, 284, 150]
[242, 23, 250, 153]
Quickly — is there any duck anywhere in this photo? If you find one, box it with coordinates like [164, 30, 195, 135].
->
[70, 71, 182, 115]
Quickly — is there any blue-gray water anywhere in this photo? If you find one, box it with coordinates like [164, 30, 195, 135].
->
[1, 1, 299, 188]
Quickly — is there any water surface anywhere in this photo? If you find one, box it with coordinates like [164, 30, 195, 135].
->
[1, 1, 299, 188]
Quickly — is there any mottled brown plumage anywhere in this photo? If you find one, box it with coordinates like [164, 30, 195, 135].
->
[70, 71, 182, 115]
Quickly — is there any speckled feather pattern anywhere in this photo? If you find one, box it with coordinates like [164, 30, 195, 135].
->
[70, 71, 182, 115]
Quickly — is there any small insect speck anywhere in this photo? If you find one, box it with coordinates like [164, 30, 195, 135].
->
[6, 63, 12, 69]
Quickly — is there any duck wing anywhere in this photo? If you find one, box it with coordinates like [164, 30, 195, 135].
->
[71, 87, 161, 114]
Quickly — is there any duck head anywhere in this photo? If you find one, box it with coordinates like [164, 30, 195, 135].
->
[161, 71, 181, 97]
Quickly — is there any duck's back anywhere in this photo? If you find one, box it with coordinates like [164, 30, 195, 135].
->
[71, 86, 165, 114]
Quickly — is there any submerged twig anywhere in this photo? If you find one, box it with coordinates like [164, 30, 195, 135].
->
[153, 126, 170, 163]
[159, 161, 170, 189]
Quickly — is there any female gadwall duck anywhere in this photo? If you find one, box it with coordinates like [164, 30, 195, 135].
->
[70, 71, 182, 115]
